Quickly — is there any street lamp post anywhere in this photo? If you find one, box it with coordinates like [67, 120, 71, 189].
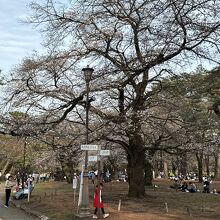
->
[22, 137, 27, 189]
[77, 65, 94, 218]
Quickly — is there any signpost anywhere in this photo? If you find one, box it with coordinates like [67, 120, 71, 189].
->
[73, 178, 78, 189]
[100, 150, 110, 156]
[88, 156, 98, 162]
[73, 175, 78, 208]
[80, 144, 111, 219]
[80, 145, 98, 151]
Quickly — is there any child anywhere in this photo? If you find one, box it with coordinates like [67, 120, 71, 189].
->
[93, 183, 109, 219]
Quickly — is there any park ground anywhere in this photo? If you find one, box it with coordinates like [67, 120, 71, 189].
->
[10, 179, 220, 220]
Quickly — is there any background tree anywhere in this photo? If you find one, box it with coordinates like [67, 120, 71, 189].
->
[1, 0, 220, 198]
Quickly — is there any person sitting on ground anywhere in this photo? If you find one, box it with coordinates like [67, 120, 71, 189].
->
[211, 189, 219, 194]
[169, 179, 181, 190]
[188, 182, 197, 193]
[180, 181, 188, 192]
[203, 179, 210, 193]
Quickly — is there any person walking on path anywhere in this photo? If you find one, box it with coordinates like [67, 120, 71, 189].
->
[5, 175, 15, 207]
[92, 183, 109, 219]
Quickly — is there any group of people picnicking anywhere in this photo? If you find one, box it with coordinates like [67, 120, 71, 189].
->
[169, 177, 220, 194]
[170, 179, 198, 192]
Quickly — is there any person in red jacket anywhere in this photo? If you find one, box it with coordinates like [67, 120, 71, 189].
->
[93, 183, 109, 219]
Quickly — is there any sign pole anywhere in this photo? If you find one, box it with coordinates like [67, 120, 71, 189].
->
[27, 179, 30, 202]
[80, 145, 110, 219]
[73, 174, 78, 210]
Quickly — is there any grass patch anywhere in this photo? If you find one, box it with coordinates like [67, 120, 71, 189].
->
[13, 179, 220, 220]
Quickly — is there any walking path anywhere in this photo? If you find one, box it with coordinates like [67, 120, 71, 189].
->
[0, 183, 38, 220]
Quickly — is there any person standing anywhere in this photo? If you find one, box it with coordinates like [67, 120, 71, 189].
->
[5, 176, 15, 207]
[203, 178, 210, 193]
[93, 183, 109, 219]
[91, 172, 96, 185]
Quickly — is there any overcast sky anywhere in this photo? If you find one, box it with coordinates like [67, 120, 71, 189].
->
[0, 0, 216, 75]
[0, 0, 44, 73]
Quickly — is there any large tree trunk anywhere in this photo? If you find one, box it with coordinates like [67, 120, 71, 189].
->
[159, 150, 163, 173]
[176, 153, 180, 176]
[163, 161, 168, 179]
[196, 153, 203, 182]
[171, 158, 177, 176]
[144, 160, 153, 186]
[153, 159, 159, 178]
[1, 160, 10, 176]
[180, 151, 187, 176]
[144, 149, 156, 186]
[60, 158, 77, 183]
[214, 154, 220, 179]
[205, 155, 210, 177]
[127, 134, 145, 198]
[0, 160, 9, 181]
[0, 160, 6, 169]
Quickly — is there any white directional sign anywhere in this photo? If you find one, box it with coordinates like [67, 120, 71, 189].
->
[73, 178, 78, 189]
[81, 145, 98, 151]
[88, 156, 98, 162]
[100, 150, 110, 156]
